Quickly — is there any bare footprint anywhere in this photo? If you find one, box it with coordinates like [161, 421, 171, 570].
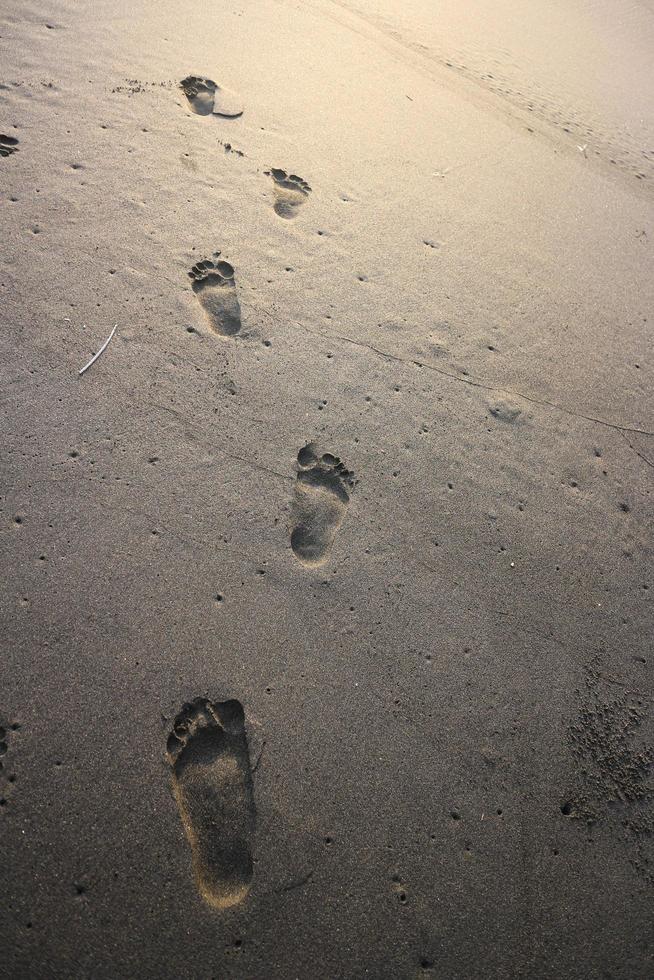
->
[180, 76, 243, 118]
[290, 444, 355, 566]
[265, 169, 311, 219]
[0, 134, 19, 158]
[188, 255, 242, 336]
[167, 697, 255, 910]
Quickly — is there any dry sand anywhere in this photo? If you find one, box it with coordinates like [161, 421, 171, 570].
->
[1, 0, 653, 977]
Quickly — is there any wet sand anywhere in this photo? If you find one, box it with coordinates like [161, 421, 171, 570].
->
[1, 0, 653, 977]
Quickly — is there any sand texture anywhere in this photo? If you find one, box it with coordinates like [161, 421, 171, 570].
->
[1, 0, 653, 977]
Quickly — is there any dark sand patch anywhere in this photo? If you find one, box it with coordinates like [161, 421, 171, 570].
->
[0, 134, 19, 157]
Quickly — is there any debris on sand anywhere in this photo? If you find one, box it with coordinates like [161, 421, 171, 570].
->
[78, 324, 117, 376]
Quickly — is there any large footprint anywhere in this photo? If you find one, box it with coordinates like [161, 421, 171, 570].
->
[167, 697, 256, 910]
[265, 169, 311, 219]
[180, 75, 243, 118]
[188, 255, 242, 336]
[290, 444, 355, 566]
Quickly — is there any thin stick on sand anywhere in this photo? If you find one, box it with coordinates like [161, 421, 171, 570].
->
[78, 324, 117, 376]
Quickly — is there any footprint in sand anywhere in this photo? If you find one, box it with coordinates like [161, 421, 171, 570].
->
[188, 255, 242, 336]
[290, 444, 355, 566]
[167, 697, 255, 910]
[180, 76, 243, 118]
[265, 169, 311, 219]
[0, 134, 19, 157]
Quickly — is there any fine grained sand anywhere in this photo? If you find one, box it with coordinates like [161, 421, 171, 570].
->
[1, 0, 653, 977]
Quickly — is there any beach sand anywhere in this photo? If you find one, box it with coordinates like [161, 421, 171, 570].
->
[1, 0, 653, 976]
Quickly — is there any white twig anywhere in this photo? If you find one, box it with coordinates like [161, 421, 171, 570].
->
[78, 325, 117, 376]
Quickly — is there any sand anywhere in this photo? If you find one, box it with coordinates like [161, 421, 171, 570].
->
[1, 0, 653, 977]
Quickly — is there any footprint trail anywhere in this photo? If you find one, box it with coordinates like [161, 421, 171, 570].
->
[189, 255, 242, 336]
[266, 169, 311, 219]
[167, 697, 256, 910]
[290, 444, 355, 566]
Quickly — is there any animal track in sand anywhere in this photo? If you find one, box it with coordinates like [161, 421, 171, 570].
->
[266, 169, 311, 219]
[0, 134, 19, 157]
[188, 255, 242, 336]
[180, 76, 243, 118]
[290, 444, 355, 566]
[167, 697, 255, 909]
